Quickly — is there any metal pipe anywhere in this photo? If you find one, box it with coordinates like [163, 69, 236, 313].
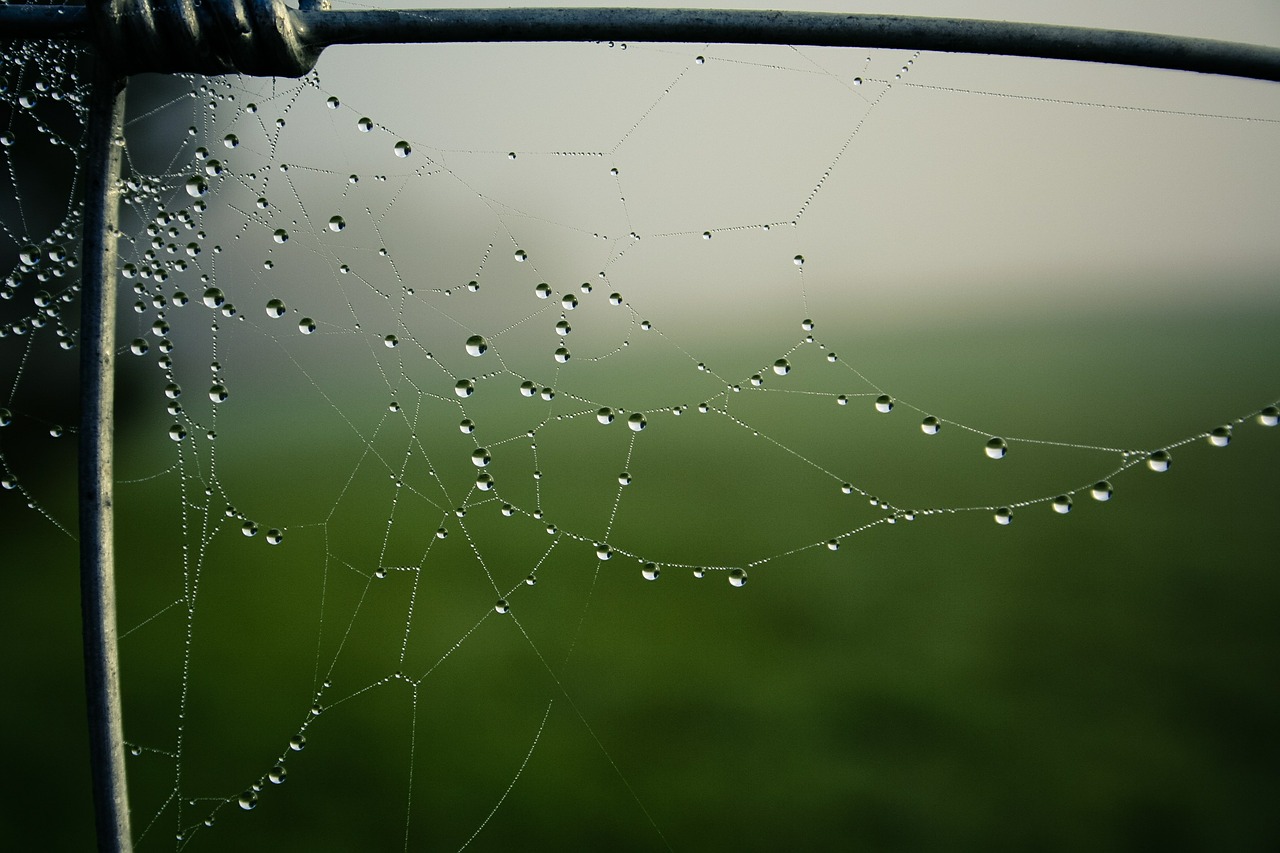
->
[2, 4, 1280, 82]
[79, 61, 133, 853]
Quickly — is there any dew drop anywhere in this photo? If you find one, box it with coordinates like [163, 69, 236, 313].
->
[328, 215, 345, 232]
[266, 529, 283, 545]
[298, 317, 316, 334]
[465, 335, 488, 356]
[384, 334, 398, 348]
[272, 229, 288, 244]
[356, 117, 373, 132]
[526, 574, 537, 586]
[471, 448, 491, 467]
[534, 283, 551, 299]
[168, 424, 186, 442]
[702, 231, 712, 240]
[793, 255, 805, 266]
[494, 599, 509, 614]
[875, 395, 893, 413]
[853, 76, 863, 86]
[772, 359, 790, 376]
[238, 791, 258, 811]
[1208, 426, 1232, 447]
[994, 507, 1013, 525]
[555, 319, 571, 336]
[130, 339, 149, 356]
[268, 766, 287, 784]
[202, 287, 225, 308]
[728, 568, 748, 587]
[608, 292, 623, 306]
[1051, 495, 1073, 514]
[184, 176, 208, 198]
[459, 418, 475, 433]
[597, 408, 615, 424]
[519, 381, 537, 397]
[454, 379, 474, 397]
[984, 437, 1007, 459]
[561, 294, 578, 311]
[242, 521, 258, 537]
[642, 562, 660, 581]
[208, 384, 228, 403]
[264, 299, 286, 318]
[1090, 481, 1112, 501]
[801, 318, 814, 331]
[326, 95, 339, 109]
[0, 409, 10, 428]
[1259, 406, 1279, 427]
[627, 412, 647, 431]
[618, 472, 631, 485]
[436, 528, 448, 539]
[920, 416, 941, 435]
[476, 473, 495, 491]
[514, 249, 527, 262]
[393, 140, 411, 157]
[595, 543, 613, 560]
[289, 734, 306, 751]
[1147, 450, 1171, 472]
[223, 133, 238, 149]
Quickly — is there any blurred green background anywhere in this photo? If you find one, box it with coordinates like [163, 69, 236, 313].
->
[3, 2, 1280, 851]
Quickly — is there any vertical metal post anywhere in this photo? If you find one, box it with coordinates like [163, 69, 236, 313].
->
[79, 59, 132, 853]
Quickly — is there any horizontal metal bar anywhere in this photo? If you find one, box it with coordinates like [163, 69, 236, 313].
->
[2, 4, 1280, 82]
[299, 8, 1280, 82]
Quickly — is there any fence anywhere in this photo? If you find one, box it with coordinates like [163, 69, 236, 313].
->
[2, 3, 1279, 850]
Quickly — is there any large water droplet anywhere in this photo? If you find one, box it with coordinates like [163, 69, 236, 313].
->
[168, 424, 186, 442]
[627, 412, 647, 431]
[459, 418, 475, 433]
[384, 334, 399, 348]
[728, 568, 748, 587]
[985, 437, 1007, 459]
[494, 599, 510, 614]
[393, 140, 411, 157]
[642, 562, 660, 581]
[268, 766, 287, 784]
[875, 395, 893, 413]
[184, 176, 208, 198]
[1258, 406, 1279, 427]
[993, 507, 1012, 525]
[514, 249, 527, 262]
[208, 384, 228, 403]
[553, 347, 571, 363]
[534, 283, 551, 299]
[920, 416, 940, 435]
[455, 380, 474, 397]
[465, 335, 488, 356]
[772, 359, 790, 376]
[1051, 495, 1073, 514]
[618, 472, 631, 485]
[328, 216, 345, 232]
[238, 791, 258, 811]
[130, 339, 149, 356]
[266, 529, 283, 545]
[561, 294, 578, 311]
[357, 117, 373, 132]
[519, 381, 537, 397]
[202, 287, 225, 308]
[471, 448, 491, 467]
[265, 298, 286, 318]
[298, 317, 316, 335]
[476, 473, 495, 491]
[595, 543, 613, 560]
[597, 408, 615, 425]
[289, 734, 306, 751]
[1147, 450, 1171, 472]
[0, 409, 11, 428]
[1090, 481, 1112, 501]
[1208, 426, 1231, 447]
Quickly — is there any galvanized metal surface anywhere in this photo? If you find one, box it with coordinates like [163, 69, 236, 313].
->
[78, 63, 133, 853]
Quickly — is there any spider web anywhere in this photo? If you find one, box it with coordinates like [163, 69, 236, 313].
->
[3, 13, 1280, 851]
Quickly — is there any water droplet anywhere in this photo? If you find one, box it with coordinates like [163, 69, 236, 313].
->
[394, 140, 411, 157]
[1258, 406, 1279, 427]
[1208, 426, 1231, 447]
[793, 255, 805, 266]
[289, 734, 306, 751]
[357, 117, 373, 132]
[985, 437, 1007, 459]
[525, 574, 537, 586]
[465, 335, 488, 356]
[1051, 495, 1073, 514]
[627, 412, 647, 431]
[238, 791, 258, 811]
[298, 317, 316, 334]
[561, 294, 578, 311]
[223, 133, 238, 149]
[555, 319, 571, 336]
[772, 359, 790, 376]
[994, 507, 1012, 525]
[130, 339, 149, 356]
[326, 95, 339, 109]
[435, 527, 448, 540]
[184, 176, 208, 198]
[476, 473, 495, 490]
[534, 283, 551, 299]
[0, 409, 10, 428]
[328, 215, 345, 232]
[519, 381, 537, 397]
[920, 416, 940, 435]
[266, 529, 283, 545]
[384, 334, 398, 348]
[494, 599, 509, 614]
[268, 766, 287, 784]
[242, 521, 258, 537]
[597, 408, 615, 424]
[695, 55, 705, 64]
[595, 543, 613, 560]
[875, 395, 893, 413]
[1147, 450, 1171, 472]
[272, 229, 288, 244]
[514, 249, 527, 262]
[728, 568, 748, 587]
[852, 76, 863, 86]
[202, 287, 225, 308]
[642, 563, 660, 581]
[459, 418, 475, 433]
[208, 384, 228, 403]
[608, 292, 623, 306]
[454, 380, 474, 397]
[168, 424, 186, 442]
[1090, 481, 1112, 501]
[801, 318, 814, 331]
[471, 448, 491, 467]
[618, 472, 631, 485]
